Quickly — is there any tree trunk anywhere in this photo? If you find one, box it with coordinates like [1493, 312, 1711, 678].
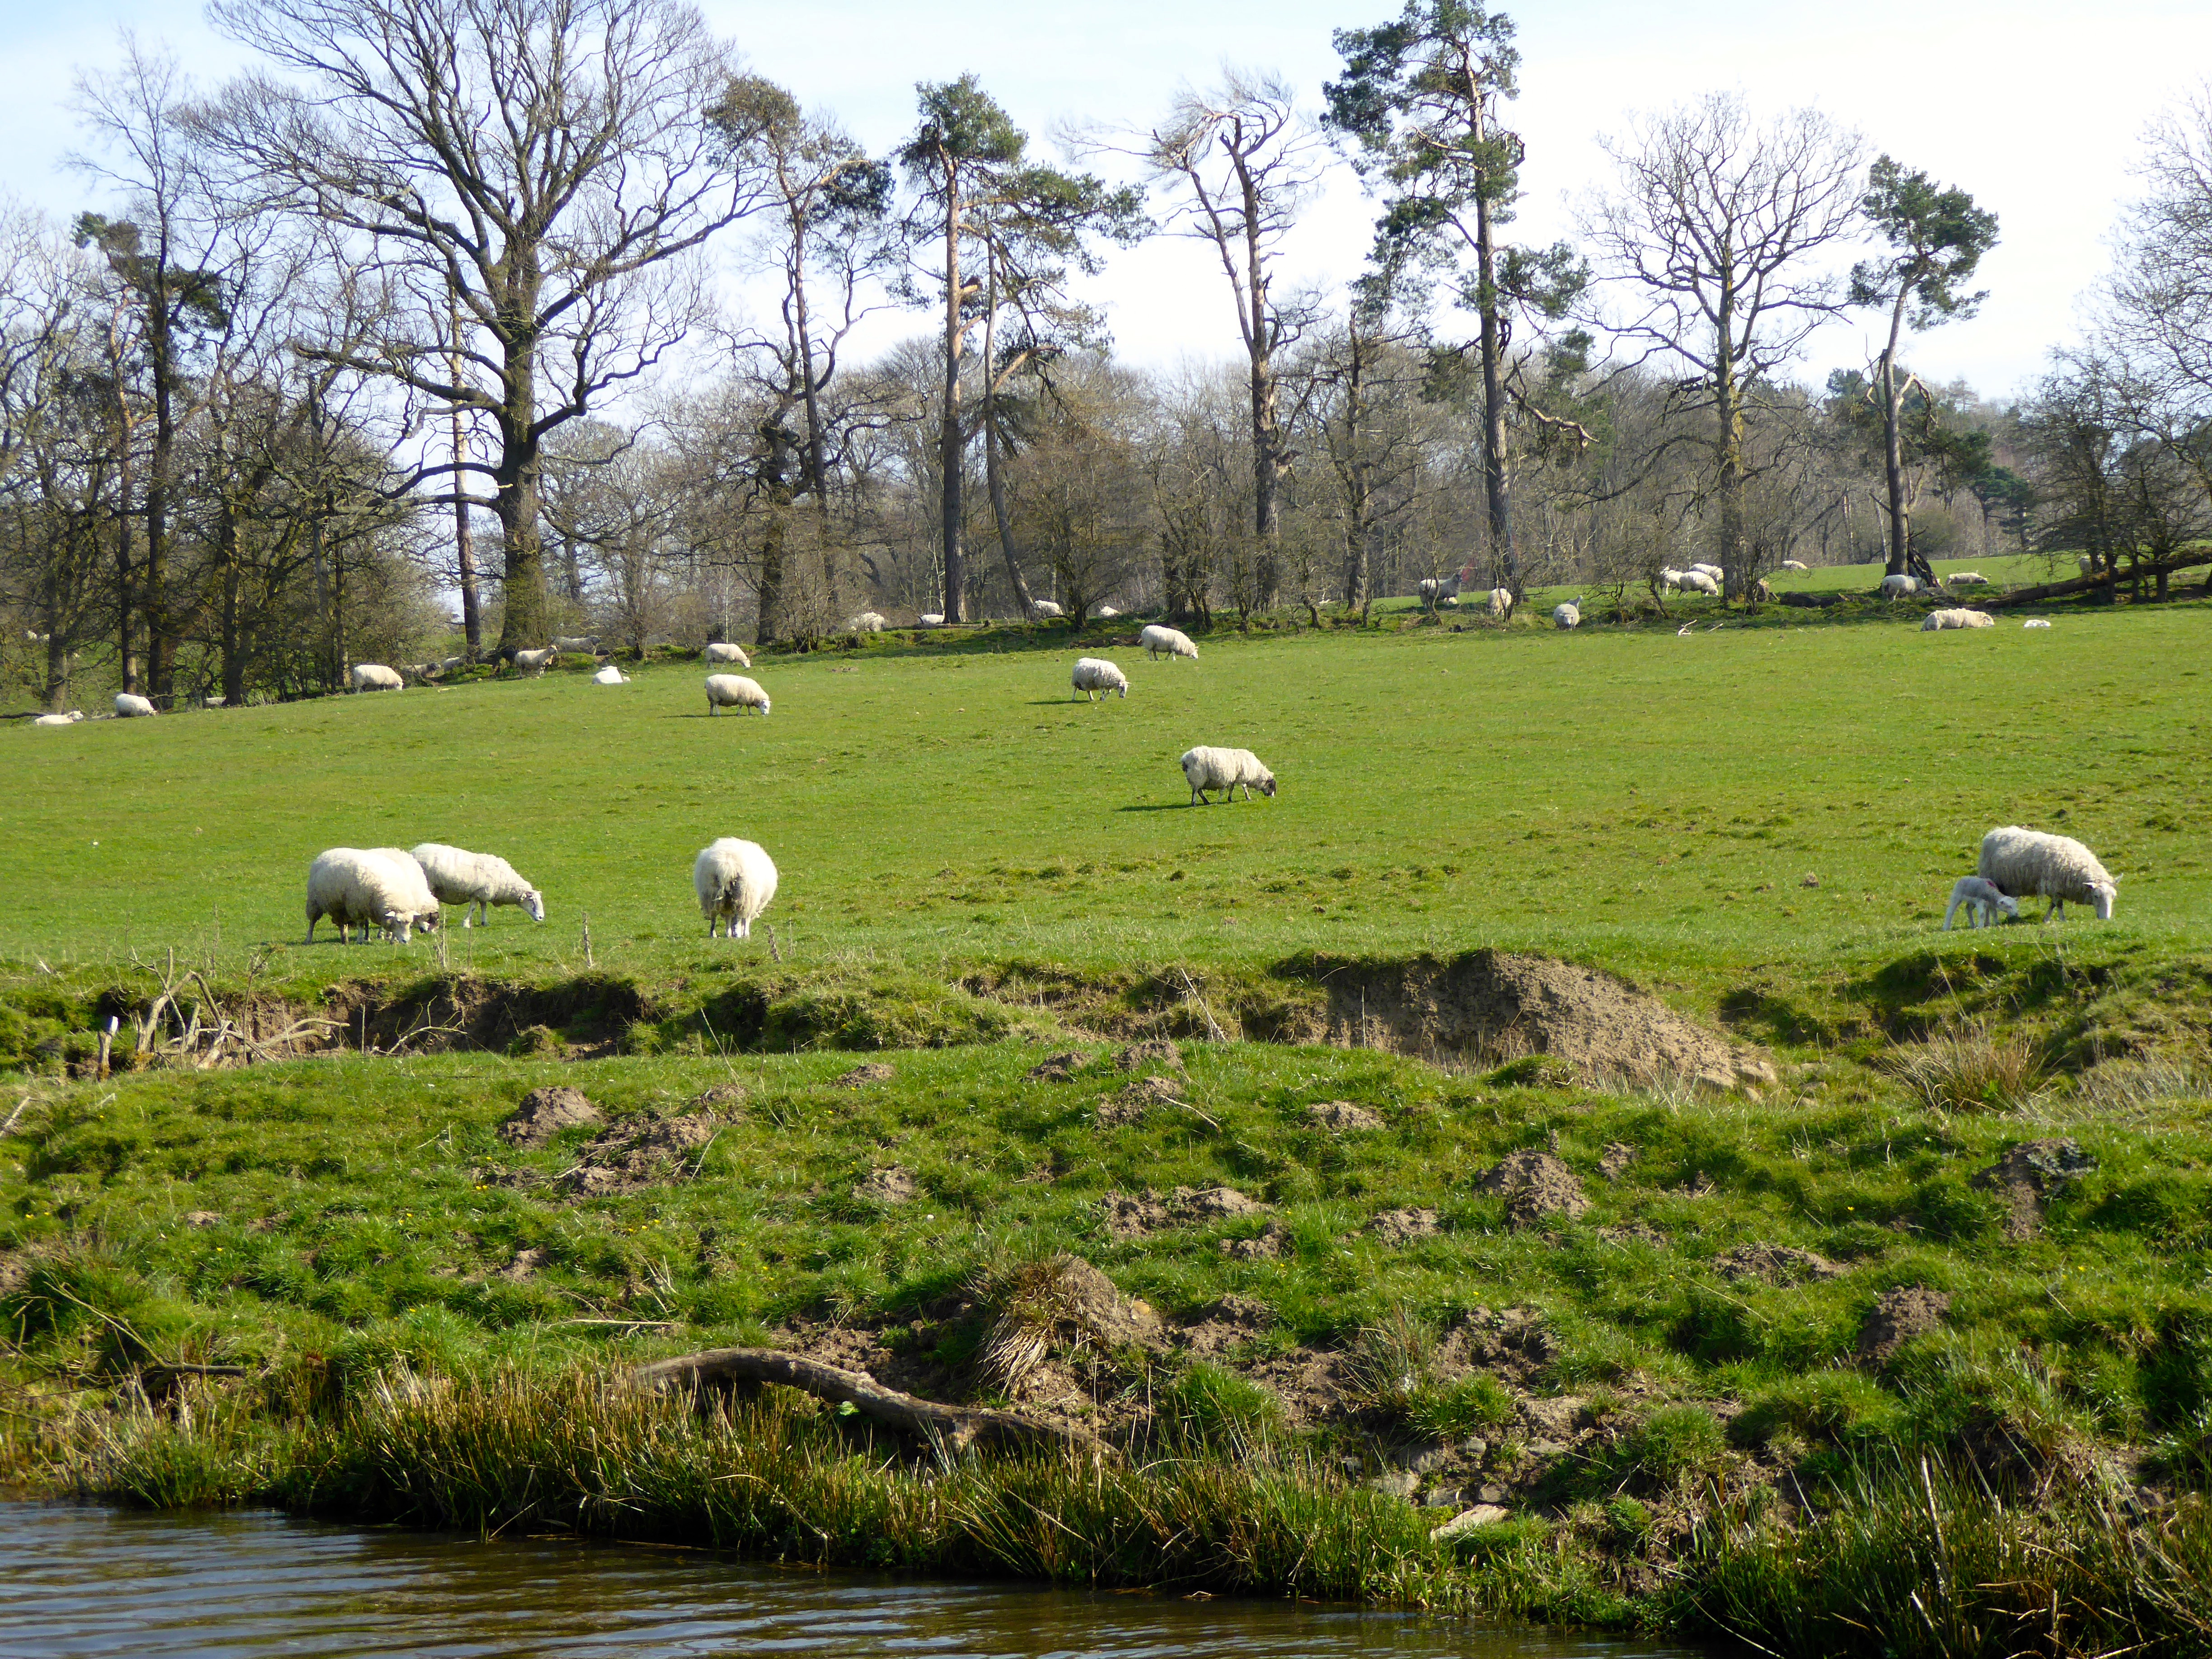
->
[938, 163, 969, 623]
[145, 307, 176, 707]
[753, 416, 795, 647]
[218, 498, 247, 707]
[115, 445, 138, 697]
[1240, 168, 1281, 610]
[1713, 279, 1746, 587]
[455, 490, 483, 662]
[1473, 173, 1515, 588]
[980, 267, 1037, 619]
[1879, 288, 1912, 577]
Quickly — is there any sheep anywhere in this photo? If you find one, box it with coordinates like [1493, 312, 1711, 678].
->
[1141, 624, 1199, 660]
[1945, 572, 1989, 586]
[918, 613, 945, 627]
[1095, 605, 1120, 618]
[2078, 556, 2095, 576]
[1181, 745, 1276, 805]
[1943, 875, 2020, 931]
[1678, 571, 1720, 596]
[1030, 600, 1064, 619]
[2023, 619, 2053, 629]
[1879, 574, 1926, 598]
[1418, 576, 1461, 604]
[32, 711, 84, 727]
[1553, 599, 1582, 629]
[1487, 586, 1512, 619]
[1781, 559, 1809, 571]
[1071, 657, 1129, 701]
[1690, 562, 1724, 581]
[1658, 568, 1687, 590]
[694, 837, 778, 939]
[1921, 608, 1996, 631]
[115, 693, 157, 718]
[705, 673, 771, 716]
[500, 647, 557, 676]
[846, 611, 887, 633]
[410, 842, 546, 928]
[349, 663, 404, 693]
[1978, 825, 2118, 922]
[440, 655, 466, 671]
[552, 635, 600, 654]
[703, 641, 752, 667]
[592, 664, 628, 684]
[305, 847, 441, 944]
[1751, 578, 1773, 601]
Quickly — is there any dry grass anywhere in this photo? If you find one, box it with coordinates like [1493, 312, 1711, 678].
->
[1884, 1022, 2049, 1115]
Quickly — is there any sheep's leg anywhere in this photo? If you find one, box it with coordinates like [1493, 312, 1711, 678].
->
[1942, 896, 1962, 931]
[2048, 898, 2065, 922]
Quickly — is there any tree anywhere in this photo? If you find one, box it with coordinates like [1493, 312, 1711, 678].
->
[1141, 71, 1327, 610]
[1324, 0, 1584, 595]
[1584, 94, 1861, 593]
[197, 0, 768, 652]
[1849, 156, 1999, 576]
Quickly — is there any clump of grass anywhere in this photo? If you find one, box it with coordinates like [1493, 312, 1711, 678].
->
[1884, 1022, 2047, 1114]
[1155, 1361, 1284, 1452]
[1624, 1403, 1725, 1489]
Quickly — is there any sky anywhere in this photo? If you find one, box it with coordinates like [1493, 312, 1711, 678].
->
[4, 0, 2207, 405]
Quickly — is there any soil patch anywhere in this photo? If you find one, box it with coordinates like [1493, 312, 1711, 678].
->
[1220, 1219, 1293, 1260]
[1599, 1142, 1638, 1180]
[1027, 1050, 1093, 1082]
[1293, 949, 1775, 1089]
[1118, 1039, 1185, 1074]
[1367, 1208, 1442, 1245]
[1478, 1150, 1590, 1225]
[1715, 1244, 1846, 1284]
[327, 972, 649, 1061]
[834, 1063, 895, 1088]
[1971, 1138, 2098, 1241]
[1307, 1100, 1384, 1132]
[561, 1108, 719, 1197]
[500, 1086, 602, 1148]
[1859, 1287, 1951, 1365]
[855, 1166, 919, 1205]
[1097, 1075, 1185, 1126]
[690, 1083, 747, 1110]
[1101, 1185, 1267, 1238]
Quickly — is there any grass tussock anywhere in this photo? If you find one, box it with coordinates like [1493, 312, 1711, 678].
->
[1884, 1021, 2049, 1114]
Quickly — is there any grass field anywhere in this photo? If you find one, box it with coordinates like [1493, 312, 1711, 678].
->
[8, 596, 2212, 1651]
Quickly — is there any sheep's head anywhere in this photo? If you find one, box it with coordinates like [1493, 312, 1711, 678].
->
[524, 890, 547, 923]
[382, 908, 412, 943]
[2091, 883, 2118, 921]
[1115, 682, 1127, 698]
[1258, 774, 1278, 797]
[1994, 893, 2021, 918]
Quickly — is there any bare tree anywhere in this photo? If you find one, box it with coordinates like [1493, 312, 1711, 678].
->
[1584, 94, 1861, 594]
[195, 0, 769, 652]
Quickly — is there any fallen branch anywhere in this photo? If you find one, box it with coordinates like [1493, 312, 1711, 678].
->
[626, 1347, 1111, 1458]
[1977, 550, 2212, 609]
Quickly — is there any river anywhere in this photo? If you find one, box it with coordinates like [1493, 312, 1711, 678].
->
[0, 1502, 1706, 1657]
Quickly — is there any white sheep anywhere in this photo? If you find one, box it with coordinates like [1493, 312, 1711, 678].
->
[32, 711, 84, 727]
[703, 642, 752, 667]
[2023, 619, 2053, 629]
[694, 837, 778, 939]
[1487, 586, 1512, 619]
[1071, 657, 1129, 701]
[1978, 825, 2118, 922]
[305, 847, 440, 944]
[1181, 745, 1276, 805]
[1690, 562, 1724, 581]
[918, 614, 945, 627]
[441, 655, 466, 671]
[1945, 572, 1989, 586]
[1552, 599, 1582, 629]
[1418, 576, 1461, 604]
[1095, 605, 1120, 618]
[2078, 556, 2095, 576]
[349, 663, 404, 693]
[1142, 624, 1199, 660]
[1921, 608, 1996, 631]
[1781, 559, 1809, 571]
[1943, 875, 2020, 931]
[846, 611, 887, 633]
[1031, 600, 1064, 619]
[1751, 578, 1773, 601]
[410, 842, 546, 928]
[592, 665, 628, 684]
[115, 693, 158, 718]
[501, 647, 557, 676]
[705, 673, 771, 716]
[1678, 571, 1720, 596]
[1658, 568, 1687, 590]
[552, 635, 600, 654]
[1879, 574, 1926, 598]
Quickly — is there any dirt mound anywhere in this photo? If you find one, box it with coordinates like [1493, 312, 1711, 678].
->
[562, 1108, 718, 1196]
[1098, 1074, 1185, 1126]
[1220, 1219, 1293, 1260]
[499, 1085, 602, 1147]
[1971, 1139, 2097, 1241]
[330, 972, 649, 1060]
[690, 1082, 747, 1109]
[1478, 1150, 1590, 1225]
[1716, 1244, 1846, 1284]
[1027, 1050, 1093, 1081]
[1117, 1039, 1185, 1074]
[1102, 1185, 1267, 1238]
[1599, 1143, 1638, 1180]
[1176, 1294, 1275, 1357]
[834, 1063, 895, 1087]
[1367, 1208, 1442, 1245]
[1859, 1287, 1950, 1365]
[1298, 950, 1775, 1089]
[854, 1166, 919, 1204]
[1307, 1100, 1384, 1132]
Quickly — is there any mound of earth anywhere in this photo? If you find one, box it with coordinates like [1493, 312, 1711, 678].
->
[1307, 1100, 1384, 1132]
[1303, 950, 1775, 1089]
[1102, 1185, 1267, 1238]
[1859, 1287, 1950, 1365]
[1715, 1244, 1846, 1284]
[562, 1108, 718, 1196]
[690, 1083, 747, 1109]
[1117, 1039, 1185, 1074]
[854, 1166, 919, 1204]
[1971, 1139, 2097, 1240]
[1220, 1219, 1293, 1260]
[834, 1063, 895, 1087]
[1027, 1050, 1093, 1082]
[1478, 1150, 1590, 1225]
[499, 1085, 602, 1147]
[1098, 1074, 1184, 1126]
[1367, 1208, 1442, 1245]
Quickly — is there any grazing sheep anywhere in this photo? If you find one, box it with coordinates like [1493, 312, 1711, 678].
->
[1487, 586, 1512, 619]
[694, 837, 778, 939]
[846, 611, 887, 633]
[1879, 573, 1926, 599]
[1071, 657, 1129, 701]
[1690, 562, 1724, 581]
[918, 613, 944, 627]
[1678, 571, 1720, 596]
[592, 664, 628, 684]
[1031, 600, 1064, 619]
[349, 663, 404, 693]
[410, 842, 546, 928]
[1141, 624, 1199, 660]
[1658, 568, 1687, 590]
[1978, 825, 2118, 922]
[115, 693, 157, 717]
[1418, 576, 1461, 604]
[1553, 599, 1582, 629]
[1945, 572, 1989, 586]
[1943, 875, 2020, 931]
[1921, 608, 1996, 631]
[500, 647, 557, 676]
[2023, 619, 2053, 629]
[703, 641, 751, 667]
[1096, 605, 1120, 618]
[1781, 559, 1809, 571]
[1181, 745, 1276, 805]
[705, 673, 771, 716]
[552, 635, 600, 654]
[32, 711, 84, 727]
[441, 655, 466, 671]
[305, 847, 441, 944]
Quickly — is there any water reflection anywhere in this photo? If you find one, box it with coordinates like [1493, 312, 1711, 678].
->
[0, 1502, 1702, 1658]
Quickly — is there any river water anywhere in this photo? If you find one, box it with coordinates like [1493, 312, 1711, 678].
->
[0, 1502, 1704, 1658]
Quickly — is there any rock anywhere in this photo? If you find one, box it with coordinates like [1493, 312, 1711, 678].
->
[1117, 1038, 1185, 1074]
[833, 1063, 895, 1087]
[499, 1085, 602, 1147]
[183, 1210, 223, 1228]
[1715, 1243, 1847, 1284]
[1477, 1149, 1590, 1225]
[1433, 1504, 1513, 1537]
[1394, 1440, 1452, 1473]
[1367, 1469, 1420, 1500]
[1027, 1050, 1093, 1082]
[1307, 1100, 1384, 1132]
[1858, 1287, 1951, 1365]
[1971, 1139, 2097, 1241]
[1598, 1142, 1638, 1181]
[855, 1165, 919, 1205]
[1367, 1208, 1442, 1245]
[1220, 1219, 1292, 1261]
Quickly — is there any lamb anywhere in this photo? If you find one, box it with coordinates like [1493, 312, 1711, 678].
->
[1552, 599, 1582, 629]
[694, 837, 778, 939]
[409, 842, 546, 928]
[32, 711, 84, 727]
[918, 614, 945, 627]
[1095, 605, 1120, 618]
[1031, 600, 1064, 619]
[592, 664, 628, 684]
[1071, 657, 1129, 701]
[1945, 572, 1989, 586]
[1181, 745, 1276, 805]
[1921, 608, 1996, 631]
[2022, 619, 2053, 629]
[1141, 624, 1199, 660]
[1781, 559, 1809, 571]
[846, 611, 887, 633]
[1678, 571, 1720, 596]
[1943, 875, 2020, 931]
[305, 847, 441, 944]
[703, 642, 752, 667]
[500, 647, 557, 676]
[1418, 576, 1461, 603]
[705, 673, 771, 716]
[1487, 586, 1512, 619]
[115, 693, 157, 717]
[1879, 574, 1926, 598]
[552, 635, 600, 654]
[1978, 825, 2118, 922]
[349, 663, 404, 693]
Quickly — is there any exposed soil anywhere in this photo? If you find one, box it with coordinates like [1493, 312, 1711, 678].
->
[1101, 1185, 1268, 1238]
[1970, 1138, 2098, 1241]
[1366, 1208, 1442, 1245]
[1307, 1100, 1384, 1132]
[1220, 1219, 1293, 1260]
[1026, 1050, 1093, 1081]
[1117, 1039, 1186, 1073]
[560, 1108, 720, 1197]
[834, 1063, 895, 1087]
[499, 1085, 602, 1148]
[1715, 1243, 1846, 1284]
[1478, 1149, 1591, 1225]
[1599, 1142, 1639, 1180]
[1858, 1287, 1951, 1365]
[1097, 1074, 1185, 1126]
[1297, 950, 1776, 1089]
[854, 1166, 919, 1205]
